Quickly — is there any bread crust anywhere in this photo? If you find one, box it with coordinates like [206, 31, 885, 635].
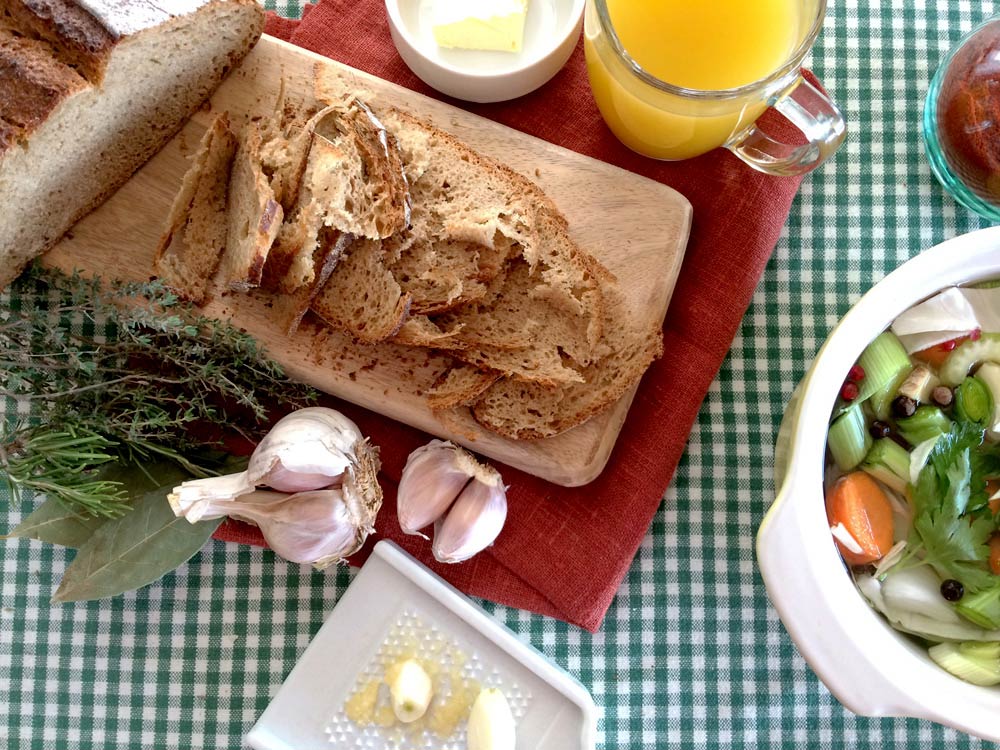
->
[0, 0, 114, 83]
[0, 0, 265, 291]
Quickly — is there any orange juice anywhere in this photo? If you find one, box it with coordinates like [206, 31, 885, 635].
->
[584, 0, 803, 160]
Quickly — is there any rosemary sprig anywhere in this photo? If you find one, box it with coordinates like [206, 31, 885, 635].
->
[0, 424, 129, 517]
[0, 264, 318, 517]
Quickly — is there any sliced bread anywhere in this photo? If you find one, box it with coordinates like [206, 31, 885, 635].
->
[154, 112, 237, 303]
[0, 0, 264, 291]
[218, 122, 284, 292]
[470, 286, 664, 439]
[426, 365, 502, 410]
[310, 238, 412, 344]
[264, 101, 409, 291]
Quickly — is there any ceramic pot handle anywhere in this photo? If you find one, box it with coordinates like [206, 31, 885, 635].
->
[729, 76, 847, 176]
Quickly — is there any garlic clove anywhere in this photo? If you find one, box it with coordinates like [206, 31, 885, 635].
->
[385, 658, 433, 723]
[466, 688, 516, 750]
[397, 440, 475, 537]
[431, 468, 507, 564]
[200, 487, 374, 568]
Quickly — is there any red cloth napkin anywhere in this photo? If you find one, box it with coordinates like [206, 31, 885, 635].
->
[212, 1, 819, 631]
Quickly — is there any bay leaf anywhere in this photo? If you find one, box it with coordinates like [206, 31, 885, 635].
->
[5, 498, 107, 548]
[51, 484, 221, 603]
[4, 459, 192, 549]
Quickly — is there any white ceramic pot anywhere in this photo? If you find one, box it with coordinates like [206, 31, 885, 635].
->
[757, 226, 1000, 742]
[385, 0, 584, 103]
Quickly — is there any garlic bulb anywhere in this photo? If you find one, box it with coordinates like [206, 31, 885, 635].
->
[187, 487, 376, 568]
[396, 441, 507, 563]
[169, 407, 377, 520]
[167, 407, 383, 567]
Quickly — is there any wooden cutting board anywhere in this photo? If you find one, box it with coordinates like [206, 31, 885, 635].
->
[42, 35, 691, 487]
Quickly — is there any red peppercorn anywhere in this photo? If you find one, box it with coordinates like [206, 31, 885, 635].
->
[841, 381, 860, 401]
[847, 364, 866, 382]
[970, 328, 983, 341]
[938, 339, 958, 352]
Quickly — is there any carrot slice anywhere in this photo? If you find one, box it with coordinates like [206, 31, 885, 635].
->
[913, 337, 969, 368]
[987, 480, 1000, 514]
[989, 536, 1000, 576]
[826, 471, 895, 566]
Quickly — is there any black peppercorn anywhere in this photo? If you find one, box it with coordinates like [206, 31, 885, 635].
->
[940, 578, 965, 602]
[869, 420, 892, 439]
[892, 395, 918, 419]
[932, 385, 954, 408]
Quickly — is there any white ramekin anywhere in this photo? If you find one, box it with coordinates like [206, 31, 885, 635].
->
[385, 0, 584, 103]
[757, 226, 1000, 742]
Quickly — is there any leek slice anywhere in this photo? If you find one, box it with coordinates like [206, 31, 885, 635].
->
[955, 376, 994, 426]
[929, 642, 1000, 686]
[828, 404, 871, 472]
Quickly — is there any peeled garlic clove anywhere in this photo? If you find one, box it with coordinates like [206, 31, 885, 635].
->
[386, 659, 433, 723]
[397, 440, 476, 537]
[467, 688, 516, 750]
[170, 407, 374, 518]
[432, 468, 507, 564]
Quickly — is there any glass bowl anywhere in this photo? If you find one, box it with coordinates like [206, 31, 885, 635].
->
[923, 16, 1000, 222]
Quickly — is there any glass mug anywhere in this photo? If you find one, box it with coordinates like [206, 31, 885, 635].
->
[583, 0, 846, 175]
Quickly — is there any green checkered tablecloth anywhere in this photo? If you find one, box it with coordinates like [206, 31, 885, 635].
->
[2, 1, 999, 748]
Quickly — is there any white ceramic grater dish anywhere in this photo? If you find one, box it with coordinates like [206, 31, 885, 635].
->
[245, 540, 597, 750]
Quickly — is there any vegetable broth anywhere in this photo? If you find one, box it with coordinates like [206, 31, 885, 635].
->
[825, 282, 1000, 684]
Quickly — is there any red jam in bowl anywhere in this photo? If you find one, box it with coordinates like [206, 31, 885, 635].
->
[937, 20, 1000, 204]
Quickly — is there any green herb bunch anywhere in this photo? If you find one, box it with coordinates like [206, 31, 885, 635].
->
[0, 264, 316, 517]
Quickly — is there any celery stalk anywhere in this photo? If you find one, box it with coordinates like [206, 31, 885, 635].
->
[855, 332, 913, 406]
[861, 438, 910, 494]
[828, 404, 872, 472]
[956, 586, 1000, 631]
[896, 406, 952, 446]
[940, 333, 1000, 386]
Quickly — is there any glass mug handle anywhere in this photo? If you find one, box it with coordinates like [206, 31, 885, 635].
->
[728, 76, 847, 177]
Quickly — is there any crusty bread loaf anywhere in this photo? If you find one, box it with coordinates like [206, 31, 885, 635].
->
[0, 0, 113, 84]
[154, 112, 237, 303]
[0, 0, 263, 291]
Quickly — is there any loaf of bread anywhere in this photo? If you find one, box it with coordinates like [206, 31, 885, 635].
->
[0, 0, 264, 291]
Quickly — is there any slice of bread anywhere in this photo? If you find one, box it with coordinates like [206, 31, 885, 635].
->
[373, 109, 606, 384]
[154, 112, 237, 303]
[263, 101, 409, 300]
[219, 122, 284, 292]
[426, 365, 502, 410]
[0, 0, 264, 291]
[470, 286, 664, 439]
[310, 238, 412, 343]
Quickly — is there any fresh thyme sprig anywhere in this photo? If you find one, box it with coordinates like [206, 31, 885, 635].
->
[0, 264, 318, 517]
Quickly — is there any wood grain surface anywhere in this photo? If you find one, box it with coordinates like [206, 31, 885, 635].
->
[42, 35, 691, 486]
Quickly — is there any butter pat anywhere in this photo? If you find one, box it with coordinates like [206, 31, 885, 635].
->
[432, 0, 529, 53]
